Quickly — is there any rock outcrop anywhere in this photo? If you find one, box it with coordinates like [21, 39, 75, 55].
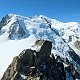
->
[1, 40, 76, 80]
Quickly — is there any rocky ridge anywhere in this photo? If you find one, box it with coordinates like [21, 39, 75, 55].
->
[1, 40, 79, 80]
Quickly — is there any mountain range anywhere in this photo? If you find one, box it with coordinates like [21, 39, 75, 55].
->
[0, 14, 80, 80]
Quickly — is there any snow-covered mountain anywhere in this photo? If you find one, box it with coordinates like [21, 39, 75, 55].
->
[0, 14, 80, 79]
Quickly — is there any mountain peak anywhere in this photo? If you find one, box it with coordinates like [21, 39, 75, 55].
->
[7, 14, 16, 17]
[2, 14, 17, 21]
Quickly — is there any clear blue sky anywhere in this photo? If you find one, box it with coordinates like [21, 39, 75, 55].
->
[0, 0, 80, 22]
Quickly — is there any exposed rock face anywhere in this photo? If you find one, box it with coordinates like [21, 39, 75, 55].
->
[0, 14, 11, 27]
[1, 40, 76, 80]
[74, 40, 80, 49]
[8, 20, 30, 40]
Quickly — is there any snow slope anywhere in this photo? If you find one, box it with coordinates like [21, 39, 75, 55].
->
[0, 34, 37, 78]
[0, 14, 80, 79]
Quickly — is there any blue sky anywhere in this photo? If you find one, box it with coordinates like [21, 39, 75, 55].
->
[0, 0, 80, 22]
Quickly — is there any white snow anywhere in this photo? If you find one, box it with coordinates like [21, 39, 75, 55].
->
[0, 34, 37, 78]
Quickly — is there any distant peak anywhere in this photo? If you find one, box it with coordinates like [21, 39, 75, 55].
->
[5, 14, 25, 19]
[7, 14, 16, 17]
[4, 14, 17, 19]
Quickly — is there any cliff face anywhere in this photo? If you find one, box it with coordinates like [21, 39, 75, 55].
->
[1, 40, 76, 80]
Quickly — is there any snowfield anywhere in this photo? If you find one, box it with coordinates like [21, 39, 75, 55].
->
[0, 34, 37, 78]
